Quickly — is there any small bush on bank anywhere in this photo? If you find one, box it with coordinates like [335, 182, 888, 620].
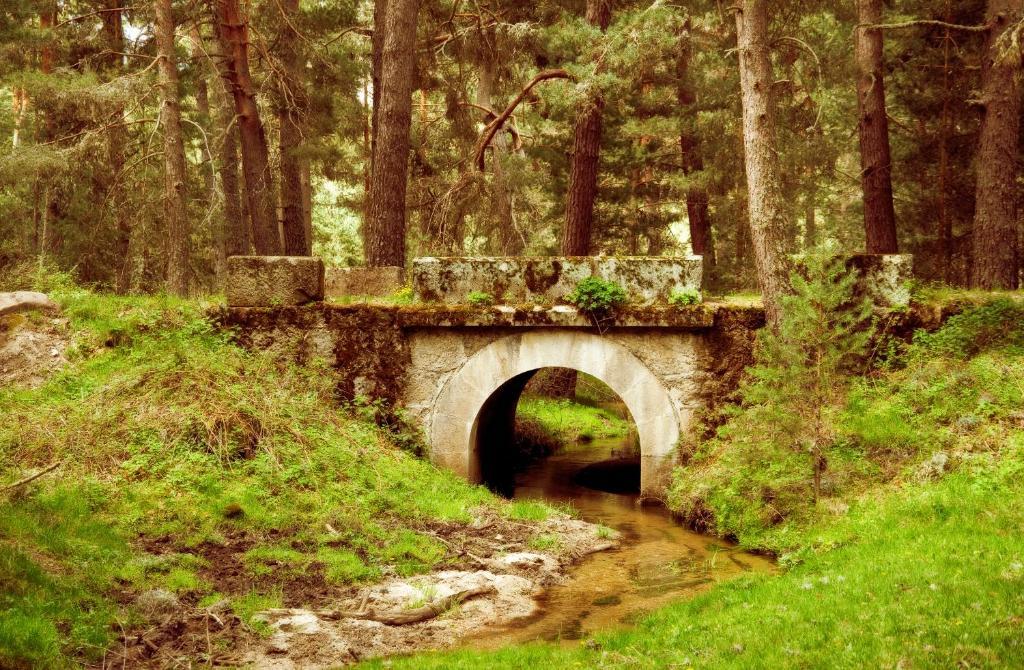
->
[670, 289, 1024, 552]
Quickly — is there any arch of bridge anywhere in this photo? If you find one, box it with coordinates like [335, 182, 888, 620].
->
[427, 330, 681, 496]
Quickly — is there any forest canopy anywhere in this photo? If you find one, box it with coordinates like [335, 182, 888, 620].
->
[0, 0, 1020, 297]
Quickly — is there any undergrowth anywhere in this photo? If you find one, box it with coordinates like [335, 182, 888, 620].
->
[0, 287, 527, 669]
[366, 295, 1024, 669]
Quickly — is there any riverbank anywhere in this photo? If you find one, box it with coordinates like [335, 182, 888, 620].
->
[361, 297, 1024, 668]
[0, 285, 613, 668]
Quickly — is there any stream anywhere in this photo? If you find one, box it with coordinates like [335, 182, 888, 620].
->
[464, 436, 774, 649]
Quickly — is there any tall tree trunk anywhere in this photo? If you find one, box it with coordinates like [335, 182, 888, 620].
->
[676, 22, 714, 266]
[562, 0, 612, 256]
[370, 0, 388, 172]
[971, 0, 1022, 289]
[735, 0, 792, 330]
[277, 0, 310, 255]
[365, 0, 420, 267]
[155, 0, 190, 296]
[937, 2, 954, 281]
[855, 0, 899, 254]
[476, 49, 520, 254]
[212, 0, 281, 255]
[202, 21, 247, 258]
[805, 195, 817, 248]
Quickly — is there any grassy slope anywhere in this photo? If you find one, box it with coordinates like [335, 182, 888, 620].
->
[0, 288, 548, 669]
[516, 396, 631, 443]
[366, 298, 1024, 669]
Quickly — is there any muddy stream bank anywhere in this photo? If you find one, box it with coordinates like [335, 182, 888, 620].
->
[241, 437, 770, 668]
[462, 437, 773, 649]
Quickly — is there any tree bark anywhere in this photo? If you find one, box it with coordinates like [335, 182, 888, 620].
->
[365, 0, 420, 267]
[476, 49, 521, 254]
[971, 0, 1022, 289]
[212, 0, 281, 255]
[562, 0, 612, 256]
[155, 0, 190, 296]
[855, 0, 899, 254]
[202, 20, 248, 258]
[370, 0, 388, 172]
[277, 0, 310, 255]
[735, 0, 792, 330]
[676, 22, 714, 266]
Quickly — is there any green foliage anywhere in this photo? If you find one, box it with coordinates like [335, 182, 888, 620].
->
[668, 287, 702, 306]
[566, 277, 628, 317]
[911, 298, 1024, 359]
[466, 291, 495, 307]
[516, 396, 630, 444]
[723, 252, 875, 505]
[374, 454, 1024, 669]
[0, 288, 530, 668]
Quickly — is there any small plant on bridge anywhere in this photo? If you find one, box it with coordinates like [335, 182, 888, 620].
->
[467, 291, 495, 307]
[669, 287, 702, 306]
[567, 277, 627, 329]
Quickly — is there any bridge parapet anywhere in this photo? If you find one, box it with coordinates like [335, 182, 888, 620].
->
[412, 256, 703, 305]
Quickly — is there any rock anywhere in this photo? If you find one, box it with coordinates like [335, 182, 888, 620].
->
[276, 612, 322, 635]
[494, 552, 559, 574]
[266, 634, 290, 655]
[135, 589, 181, 621]
[411, 256, 703, 305]
[917, 452, 949, 481]
[0, 292, 59, 317]
[226, 256, 325, 308]
[325, 266, 405, 299]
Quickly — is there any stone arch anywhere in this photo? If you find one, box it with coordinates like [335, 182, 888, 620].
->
[428, 331, 681, 496]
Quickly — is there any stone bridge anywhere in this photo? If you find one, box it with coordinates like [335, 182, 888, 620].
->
[222, 255, 910, 498]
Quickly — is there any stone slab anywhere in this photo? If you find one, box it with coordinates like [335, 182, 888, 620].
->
[412, 256, 703, 305]
[0, 291, 59, 317]
[325, 266, 405, 298]
[848, 253, 913, 308]
[226, 256, 324, 307]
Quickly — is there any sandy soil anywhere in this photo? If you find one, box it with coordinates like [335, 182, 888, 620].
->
[111, 512, 617, 668]
[0, 312, 69, 387]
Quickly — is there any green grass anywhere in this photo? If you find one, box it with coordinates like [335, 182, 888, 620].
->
[0, 287, 512, 669]
[359, 298, 1024, 669]
[516, 395, 631, 443]
[366, 455, 1024, 669]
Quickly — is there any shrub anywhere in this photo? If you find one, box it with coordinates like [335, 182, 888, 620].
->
[467, 291, 495, 307]
[669, 287, 702, 306]
[912, 299, 1024, 359]
[566, 277, 627, 318]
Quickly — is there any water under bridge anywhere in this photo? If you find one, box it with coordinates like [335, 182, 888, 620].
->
[221, 254, 910, 498]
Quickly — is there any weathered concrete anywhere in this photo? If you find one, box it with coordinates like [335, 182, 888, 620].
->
[413, 256, 703, 305]
[220, 301, 762, 499]
[325, 266, 405, 299]
[0, 292, 59, 317]
[848, 253, 913, 307]
[221, 252, 915, 499]
[226, 256, 324, 308]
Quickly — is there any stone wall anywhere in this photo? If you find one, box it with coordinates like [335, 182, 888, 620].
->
[226, 257, 324, 308]
[325, 266, 405, 299]
[412, 256, 703, 305]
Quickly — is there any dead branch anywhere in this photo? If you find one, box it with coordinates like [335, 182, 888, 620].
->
[855, 19, 990, 34]
[262, 585, 496, 626]
[473, 69, 574, 171]
[3, 461, 62, 492]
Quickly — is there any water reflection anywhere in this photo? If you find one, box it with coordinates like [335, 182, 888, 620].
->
[465, 437, 774, 648]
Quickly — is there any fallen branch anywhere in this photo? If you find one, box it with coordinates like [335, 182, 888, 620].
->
[855, 19, 990, 34]
[262, 584, 496, 626]
[3, 461, 62, 492]
[474, 69, 573, 171]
